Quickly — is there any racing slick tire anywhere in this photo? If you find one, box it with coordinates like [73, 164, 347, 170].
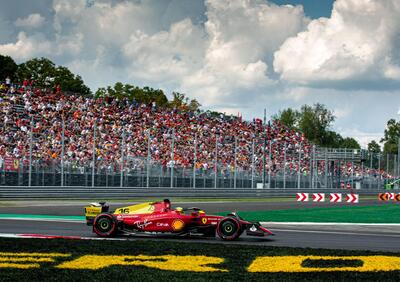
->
[93, 213, 118, 237]
[216, 217, 241, 241]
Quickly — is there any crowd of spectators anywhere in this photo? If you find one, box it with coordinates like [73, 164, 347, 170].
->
[0, 80, 394, 181]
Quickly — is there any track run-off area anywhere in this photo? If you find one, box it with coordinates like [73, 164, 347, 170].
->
[0, 198, 400, 252]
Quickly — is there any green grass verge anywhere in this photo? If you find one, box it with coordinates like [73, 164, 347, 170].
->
[0, 238, 400, 281]
[236, 205, 400, 223]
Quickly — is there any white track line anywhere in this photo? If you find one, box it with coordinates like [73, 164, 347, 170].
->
[0, 217, 85, 223]
[261, 222, 400, 226]
[270, 228, 400, 237]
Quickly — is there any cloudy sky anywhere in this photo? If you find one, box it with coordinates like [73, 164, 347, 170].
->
[1, 0, 399, 148]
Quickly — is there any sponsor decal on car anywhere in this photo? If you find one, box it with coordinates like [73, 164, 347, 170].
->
[133, 219, 152, 229]
[156, 222, 169, 227]
[201, 218, 207, 224]
[171, 219, 185, 231]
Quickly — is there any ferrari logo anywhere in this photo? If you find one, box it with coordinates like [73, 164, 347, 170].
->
[201, 218, 207, 224]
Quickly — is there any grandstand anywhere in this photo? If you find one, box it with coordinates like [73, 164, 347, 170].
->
[0, 82, 395, 188]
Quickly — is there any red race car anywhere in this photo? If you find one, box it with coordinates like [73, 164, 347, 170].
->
[84, 199, 274, 241]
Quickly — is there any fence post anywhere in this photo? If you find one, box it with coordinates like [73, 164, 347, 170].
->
[262, 109, 266, 188]
[283, 141, 286, 189]
[170, 128, 175, 188]
[214, 134, 218, 189]
[92, 120, 96, 188]
[251, 139, 255, 188]
[311, 145, 315, 189]
[398, 138, 400, 178]
[146, 130, 150, 188]
[193, 134, 197, 189]
[234, 136, 237, 189]
[351, 150, 354, 188]
[324, 148, 328, 188]
[268, 140, 272, 187]
[120, 130, 125, 188]
[28, 117, 33, 187]
[61, 118, 65, 186]
[297, 143, 301, 189]
[386, 153, 389, 181]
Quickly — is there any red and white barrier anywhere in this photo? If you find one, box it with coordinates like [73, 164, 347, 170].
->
[312, 193, 325, 202]
[296, 193, 309, 202]
[387, 192, 395, 200]
[345, 194, 359, 203]
[329, 193, 342, 203]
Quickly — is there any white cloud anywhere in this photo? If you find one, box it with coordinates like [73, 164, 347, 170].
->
[15, 13, 45, 28]
[180, 0, 309, 107]
[274, 0, 400, 86]
[123, 18, 206, 83]
[339, 128, 382, 149]
[0, 32, 52, 60]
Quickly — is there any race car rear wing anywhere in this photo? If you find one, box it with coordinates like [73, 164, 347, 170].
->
[84, 202, 109, 226]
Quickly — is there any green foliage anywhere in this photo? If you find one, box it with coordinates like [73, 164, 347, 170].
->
[15, 57, 91, 95]
[95, 82, 169, 107]
[273, 104, 361, 149]
[0, 54, 18, 80]
[298, 103, 335, 146]
[340, 137, 361, 149]
[380, 119, 400, 154]
[95, 85, 201, 111]
[273, 108, 299, 129]
[169, 92, 201, 111]
[367, 140, 381, 153]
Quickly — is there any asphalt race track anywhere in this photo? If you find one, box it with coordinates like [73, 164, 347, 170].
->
[0, 200, 399, 252]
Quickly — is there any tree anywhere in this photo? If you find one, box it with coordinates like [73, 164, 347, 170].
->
[95, 83, 169, 107]
[273, 108, 299, 130]
[297, 103, 335, 146]
[0, 54, 18, 80]
[340, 137, 361, 149]
[367, 140, 381, 153]
[16, 57, 91, 95]
[380, 119, 400, 154]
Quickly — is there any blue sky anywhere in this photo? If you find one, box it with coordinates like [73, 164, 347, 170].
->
[0, 0, 399, 148]
[270, 0, 334, 18]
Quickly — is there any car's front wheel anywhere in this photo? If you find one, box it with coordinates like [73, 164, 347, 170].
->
[216, 217, 241, 240]
[93, 213, 117, 237]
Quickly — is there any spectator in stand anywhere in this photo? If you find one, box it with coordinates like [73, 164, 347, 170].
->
[5, 76, 11, 87]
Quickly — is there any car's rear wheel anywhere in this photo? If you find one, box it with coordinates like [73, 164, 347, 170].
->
[93, 213, 117, 237]
[216, 217, 241, 240]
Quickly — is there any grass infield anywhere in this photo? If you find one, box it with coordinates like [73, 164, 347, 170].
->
[0, 238, 400, 281]
[236, 205, 400, 223]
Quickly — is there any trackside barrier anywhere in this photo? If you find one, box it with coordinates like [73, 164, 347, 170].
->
[295, 193, 359, 204]
[0, 187, 382, 199]
[378, 192, 400, 202]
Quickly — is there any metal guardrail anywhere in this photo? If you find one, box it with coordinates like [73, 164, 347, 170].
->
[0, 186, 385, 199]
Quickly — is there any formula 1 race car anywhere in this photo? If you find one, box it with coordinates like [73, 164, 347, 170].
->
[84, 199, 274, 241]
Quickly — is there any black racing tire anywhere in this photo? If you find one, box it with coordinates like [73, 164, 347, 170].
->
[216, 217, 241, 241]
[93, 213, 118, 237]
